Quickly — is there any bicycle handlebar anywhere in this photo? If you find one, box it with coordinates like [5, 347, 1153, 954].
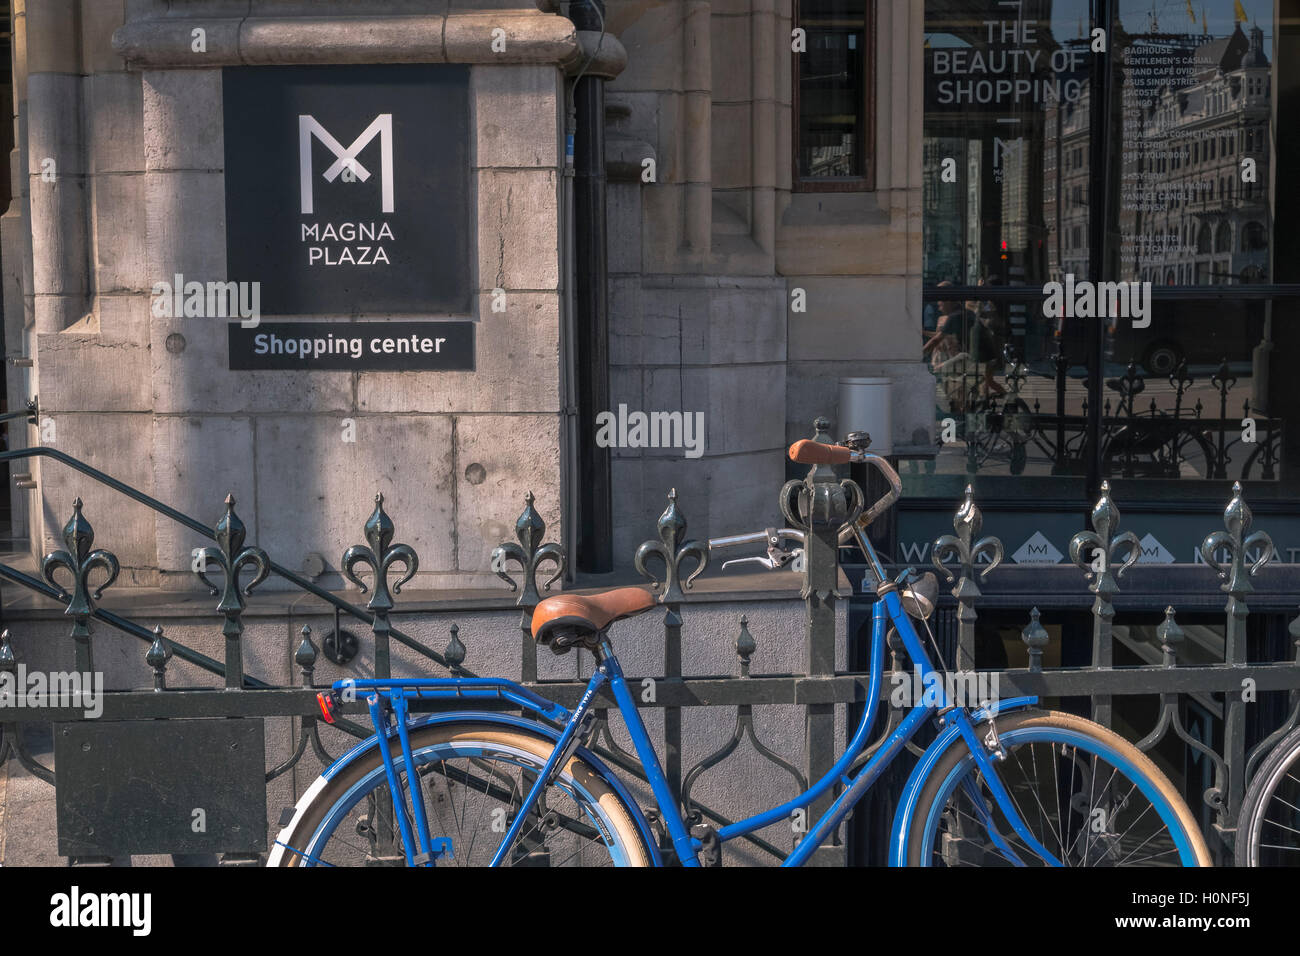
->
[787, 440, 902, 533]
[708, 528, 805, 550]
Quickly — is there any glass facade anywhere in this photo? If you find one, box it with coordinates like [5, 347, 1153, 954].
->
[917, 0, 1299, 506]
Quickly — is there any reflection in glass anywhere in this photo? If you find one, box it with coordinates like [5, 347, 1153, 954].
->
[1116, 3, 1274, 285]
[912, 295, 1281, 492]
[923, 0, 1094, 287]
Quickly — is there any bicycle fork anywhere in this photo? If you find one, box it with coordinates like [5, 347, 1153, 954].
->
[945, 708, 1063, 867]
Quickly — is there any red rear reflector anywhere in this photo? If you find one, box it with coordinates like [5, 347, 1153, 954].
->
[317, 691, 337, 724]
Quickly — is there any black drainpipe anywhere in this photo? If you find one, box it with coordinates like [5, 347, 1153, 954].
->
[571, 0, 613, 573]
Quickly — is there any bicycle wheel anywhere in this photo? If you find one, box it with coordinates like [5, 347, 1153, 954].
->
[907, 710, 1211, 867]
[1235, 724, 1300, 866]
[269, 722, 653, 867]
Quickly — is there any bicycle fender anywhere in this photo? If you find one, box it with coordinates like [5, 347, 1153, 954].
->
[313, 709, 663, 866]
[887, 697, 1038, 866]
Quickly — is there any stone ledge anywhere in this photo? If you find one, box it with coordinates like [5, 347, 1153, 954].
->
[0, 569, 814, 622]
[113, 13, 581, 68]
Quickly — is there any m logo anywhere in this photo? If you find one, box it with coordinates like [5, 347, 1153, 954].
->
[299, 114, 394, 214]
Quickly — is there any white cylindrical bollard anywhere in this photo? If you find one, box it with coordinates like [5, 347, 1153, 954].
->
[838, 378, 893, 455]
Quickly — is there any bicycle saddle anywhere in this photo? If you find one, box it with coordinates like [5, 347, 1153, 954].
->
[531, 587, 658, 654]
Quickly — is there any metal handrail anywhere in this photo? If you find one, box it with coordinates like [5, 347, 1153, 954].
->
[0, 446, 463, 675]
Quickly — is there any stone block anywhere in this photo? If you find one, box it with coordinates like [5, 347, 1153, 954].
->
[36, 329, 151, 413]
[239, 15, 443, 66]
[148, 312, 355, 415]
[606, 183, 643, 274]
[710, 14, 751, 104]
[254, 414, 457, 580]
[476, 168, 559, 291]
[88, 73, 145, 176]
[91, 173, 147, 293]
[443, 11, 577, 65]
[26, 0, 80, 75]
[786, 275, 914, 362]
[143, 170, 227, 284]
[471, 64, 560, 169]
[82, 0, 128, 74]
[34, 412, 158, 583]
[95, 293, 151, 347]
[638, 182, 684, 273]
[143, 70, 224, 172]
[641, 363, 785, 458]
[152, 415, 258, 589]
[453, 412, 562, 573]
[608, 275, 642, 365]
[29, 173, 88, 298]
[28, 74, 85, 177]
[356, 292, 561, 414]
[631, 280, 693, 366]
[605, 0, 688, 92]
[250, 0, 448, 14]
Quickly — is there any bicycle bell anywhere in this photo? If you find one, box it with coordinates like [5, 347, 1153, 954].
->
[844, 431, 872, 451]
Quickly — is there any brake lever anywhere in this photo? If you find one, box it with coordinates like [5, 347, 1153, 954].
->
[721, 546, 803, 572]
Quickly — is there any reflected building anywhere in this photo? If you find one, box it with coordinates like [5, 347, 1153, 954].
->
[1120, 23, 1272, 285]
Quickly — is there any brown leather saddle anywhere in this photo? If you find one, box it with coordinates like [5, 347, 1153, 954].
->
[530, 587, 658, 655]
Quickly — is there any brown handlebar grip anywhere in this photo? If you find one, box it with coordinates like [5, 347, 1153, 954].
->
[788, 439, 852, 465]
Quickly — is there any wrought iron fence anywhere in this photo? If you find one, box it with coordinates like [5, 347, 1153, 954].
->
[0, 421, 1298, 865]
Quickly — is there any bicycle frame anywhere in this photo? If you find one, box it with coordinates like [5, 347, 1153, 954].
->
[341, 529, 1060, 868]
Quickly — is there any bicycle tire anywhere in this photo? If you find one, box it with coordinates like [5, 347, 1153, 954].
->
[268, 722, 653, 867]
[906, 710, 1212, 867]
[1235, 724, 1300, 866]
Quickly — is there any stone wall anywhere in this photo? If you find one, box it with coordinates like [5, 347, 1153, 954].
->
[603, 0, 930, 554]
[5, 2, 576, 591]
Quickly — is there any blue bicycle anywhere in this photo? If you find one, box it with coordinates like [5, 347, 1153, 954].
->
[268, 440, 1211, 867]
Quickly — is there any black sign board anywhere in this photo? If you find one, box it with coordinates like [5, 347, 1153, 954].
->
[229, 321, 475, 371]
[55, 719, 267, 856]
[223, 65, 471, 315]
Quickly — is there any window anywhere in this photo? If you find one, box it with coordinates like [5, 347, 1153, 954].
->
[794, 0, 874, 190]
[919, 0, 1295, 501]
[1243, 221, 1268, 252]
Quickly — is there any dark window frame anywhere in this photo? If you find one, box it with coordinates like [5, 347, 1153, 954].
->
[791, 0, 876, 193]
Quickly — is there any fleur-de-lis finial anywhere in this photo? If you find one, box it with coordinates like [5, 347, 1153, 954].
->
[1069, 480, 1141, 594]
[932, 485, 1003, 596]
[195, 493, 271, 609]
[194, 493, 270, 688]
[491, 491, 565, 608]
[42, 499, 120, 669]
[343, 493, 419, 678]
[635, 488, 708, 604]
[342, 493, 419, 609]
[1200, 481, 1272, 596]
